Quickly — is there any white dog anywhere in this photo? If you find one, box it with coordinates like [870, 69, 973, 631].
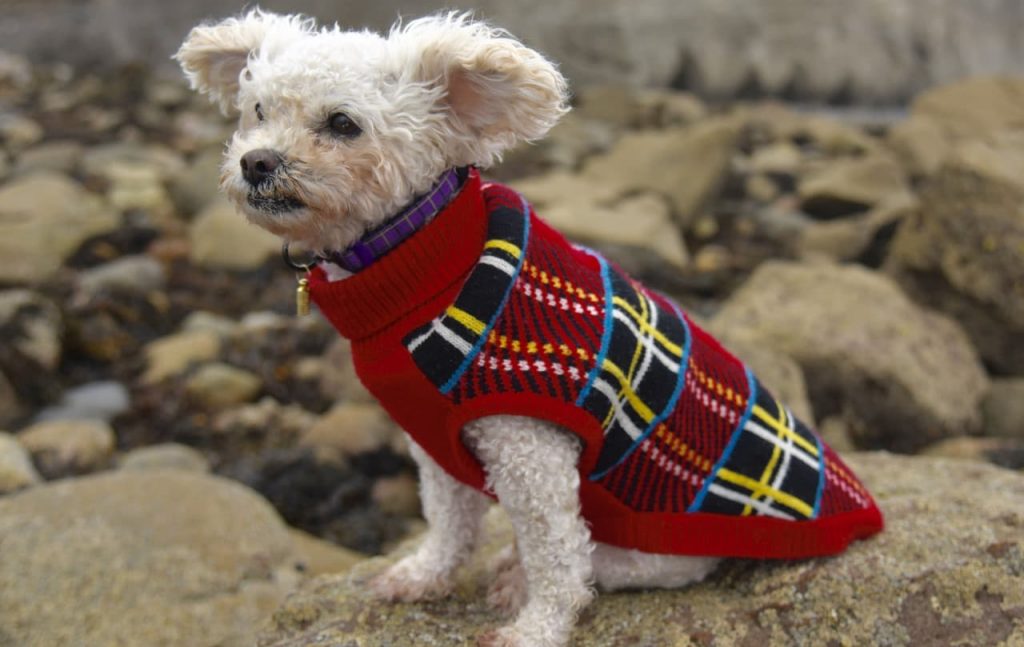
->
[177, 11, 882, 647]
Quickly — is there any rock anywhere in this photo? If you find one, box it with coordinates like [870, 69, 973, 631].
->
[0, 431, 40, 494]
[289, 528, 367, 577]
[80, 142, 185, 185]
[181, 310, 238, 337]
[744, 174, 779, 203]
[911, 76, 1024, 142]
[300, 402, 398, 458]
[817, 416, 856, 454]
[714, 335, 814, 425]
[142, 329, 222, 383]
[711, 261, 989, 451]
[885, 136, 1024, 374]
[0, 112, 42, 151]
[258, 454, 1024, 647]
[371, 473, 422, 518]
[13, 140, 84, 176]
[797, 154, 909, 219]
[33, 381, 130, 424]
[0, 172, 116, 284]
[887, 116, 952, 178]
[17, 419, 116, 478]
[0, 289, 62, 371]
[0, 470, 299, 647]
[982, 379, 1024, 439]
[747, 141, 803, 176]
[119, 443, 210, 473]
[189, 198, 280, 270]
[921, 436, 1024, 470]
[0, 372, 21, 427]
[497, 113, 616, 179]
[105, 161, 176, 221]
[581, 117, 740, 226]
[185, 362, 263, 409]
[168, 146, 223, 217]
[211, 398, 317, 439]
[76, 254, 166, 296]
[534, 192, 689, 270]
[320, 338, 374, 404]
[737, 105, 879, 156]
[798, 191, 917, 262]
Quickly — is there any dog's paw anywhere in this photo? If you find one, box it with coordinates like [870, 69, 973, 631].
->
[369, 557, 453, 603]
[486, 559, 528, 615]
[476, 626, 526, 647]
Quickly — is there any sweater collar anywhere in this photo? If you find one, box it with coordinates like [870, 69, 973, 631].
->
[308, 168, 487, 341]
[319, 167, 468, 273]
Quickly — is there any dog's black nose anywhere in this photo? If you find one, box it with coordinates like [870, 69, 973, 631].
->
[240, 149, 282, 186]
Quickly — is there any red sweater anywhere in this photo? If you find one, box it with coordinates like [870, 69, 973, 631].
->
[309, 170, 883, 558]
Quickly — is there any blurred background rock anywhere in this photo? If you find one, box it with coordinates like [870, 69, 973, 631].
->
[0, 2, 1022, 646]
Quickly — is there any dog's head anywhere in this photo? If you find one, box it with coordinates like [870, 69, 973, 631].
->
[176, 10, 568, 250]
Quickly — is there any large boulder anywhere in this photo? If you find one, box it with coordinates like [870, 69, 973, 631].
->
[885, 135, 1024, 375]
[0, 470, 301, 647]
[0, 172, 117, 284]
[258, 453, 1024, 647]
[580, 117, 740, 227]
[710, 261, 988, 451]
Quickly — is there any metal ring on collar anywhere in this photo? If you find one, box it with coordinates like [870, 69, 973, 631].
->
[282, 242, 317, 272]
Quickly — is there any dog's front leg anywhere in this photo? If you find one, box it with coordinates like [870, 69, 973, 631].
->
[371, 438, 489, 602]
[464, 416, 595, 647]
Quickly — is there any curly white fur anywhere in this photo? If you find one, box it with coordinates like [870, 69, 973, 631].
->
[177, 12, 718, 647]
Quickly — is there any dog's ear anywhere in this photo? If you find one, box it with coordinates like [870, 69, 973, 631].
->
[175, 10, 310, 113]
[393, 13, 570, 167]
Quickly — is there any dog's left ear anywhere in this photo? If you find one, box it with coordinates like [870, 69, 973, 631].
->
[393, 13, 570, 167]
[175, 10, 312, 113]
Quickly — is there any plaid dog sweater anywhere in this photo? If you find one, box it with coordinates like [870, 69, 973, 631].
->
[309, 169, 884, 558]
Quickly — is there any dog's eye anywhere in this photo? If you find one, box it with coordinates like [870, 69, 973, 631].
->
[328, 112, 361, 138]
[255, 103, 264, 122]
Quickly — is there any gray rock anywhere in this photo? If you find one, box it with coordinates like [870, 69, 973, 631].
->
[76, 255, 166, 296]
[258, 454, 1024, 647]
[189, 198, 280, 270]
[886, 135, 1024, 374]
[17, 419, 116, 478]
[13, 140, 85, 176]
[0, 431, 40, 494]
[982, 379, 1024, 439]
[168, 146, 223, 217]
[118, 443, 210, 473]
[711, 261, 989, 451]
[0, 470, 300, 647]
[0, 172, 116, 284]
[33, 381, 130, 424]
[185, 362, 262, 408]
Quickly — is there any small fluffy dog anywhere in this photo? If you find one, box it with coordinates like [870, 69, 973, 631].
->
[177, 12, 882, 647]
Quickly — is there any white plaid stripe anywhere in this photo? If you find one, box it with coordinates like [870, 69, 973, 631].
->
[743, 417, 819, 471]
[479, 254, 517, 275]
[592, 377, 646, 440]
[707, 483, 795, 520]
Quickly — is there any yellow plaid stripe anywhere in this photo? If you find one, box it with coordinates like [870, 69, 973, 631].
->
[600, 359, 657, 424]
[484, 239, 522, 258]
[743, 406, 789, 515]
[446, 306, 485, 335]
[752, 405, 819, 457]
[716, 467, 814, 518]
[611, 296, 684, 357]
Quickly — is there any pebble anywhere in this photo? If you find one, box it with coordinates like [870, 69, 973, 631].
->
[17, 419, 116, 478]
[184, 362, 262, 408]
[33, 381, 130, 424]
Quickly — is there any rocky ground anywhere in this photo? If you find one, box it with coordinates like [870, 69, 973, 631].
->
[0, 53, 1022, 646]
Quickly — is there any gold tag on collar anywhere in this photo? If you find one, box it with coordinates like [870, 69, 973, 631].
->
[296, 277, 311, 317]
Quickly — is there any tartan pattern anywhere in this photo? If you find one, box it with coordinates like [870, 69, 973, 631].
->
[324, 168, 465, 272]
[403, 190, 529, 393]
[691, 377, 824, 520]
[579, 265, 691, 478]
[400, 180, 875, 528]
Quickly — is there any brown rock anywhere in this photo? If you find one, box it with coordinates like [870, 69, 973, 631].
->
[798, 154, 909, 219]
[982, 379, 1024, 439]
[17, 419, 116, 478]
[142, 329, 222, 383]
[712, 261, 989, 451]
[258, 454, 1024, 647]
[0, 431, 40, 494]
[289, 528, 368, 577]
[189, 198, 280, 270]
[185, 362, 262, 408]
[300, 402, 398, 458]
[371, 473, 422, 518]
[0, 471, 299, 647]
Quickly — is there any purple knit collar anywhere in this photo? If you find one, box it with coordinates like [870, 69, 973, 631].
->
[319, 167, 467, 273]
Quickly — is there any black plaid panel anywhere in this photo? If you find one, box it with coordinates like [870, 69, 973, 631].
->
[696, 381, 823, 520]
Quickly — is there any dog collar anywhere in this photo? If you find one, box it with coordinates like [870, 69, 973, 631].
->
[319, 167, 468, 273]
